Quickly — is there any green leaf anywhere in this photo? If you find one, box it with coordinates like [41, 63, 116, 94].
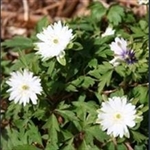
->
[124, 12, 136, 23]
[90, 2, 107, 21]
[88, 58, 98, 69]
[130, 26, 146, 38]
[2, 36, 33, 50]
[62, 144, 75, 150]
[115, 66, 126, 77]
[71, 76, 84, 87]
[27, 122, 43, 146]
[94, 92, 102, 103]
[72, 42, 83, 51]
[65, 84, 78, 92]
[78, 94, 86, 101]
[87, 125, 109, 142]
[61, 138, 75, 150]
[5, 103, 22, 119]
[110, 88, 124, 97]
[35, 16, 49, 33]
[88, 70, 101, 79]
[139, 20, 148, 31]
[98, 70, 113, 93]
[72, 101, 97, 124]
[140, 105, 149, 113]
[98, 62, 113, 74]
[132, 86, 148, 104]
[45, 142, 59, 150]
[107, 5, 125, 26]
[56, 109, 78, 122]
[57, 55, 66, 66]
[57, 101, 70, 110]
[43, 114, 60, 132]
[117, 144, 127, 150]
[33, 108, 45, 120]
[10, 53, 37, 71]
[82, 76, 95, 89]
[131, 131, 148, 143]
[107, 142, 116, 150]
[78, 140, 90, 150]
[47, 60, 55, 75]
[96, 48, 113, 58]
[43, 114, 60, 145]
[70, 19, 94, 31]
[3, 126, 29, 148]
[31, 56, 41, 74]
[61, 130, 74, 141]
[12, 145, 41, 150]
[134, 144, 148, 150]
[73, 101, 97, 114]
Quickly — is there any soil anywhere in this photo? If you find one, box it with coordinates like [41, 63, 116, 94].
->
[1, 0, 147, 40]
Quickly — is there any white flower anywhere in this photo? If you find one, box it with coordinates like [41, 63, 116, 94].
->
[110, 37, 127, 56]
[109, 37, 136, 66]
[34, 21, 74, 62]
[6, 69, 43, 106]
[109, 57, 120, 67]
[137, 0, 149, 5]
[96, 96, 137, 138]
[101, 26, 115, 37]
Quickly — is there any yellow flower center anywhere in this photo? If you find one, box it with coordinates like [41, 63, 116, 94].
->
[115, 113, 121, 119]
[22, 85, 29, 90]
[114, 113, 122, 122]
[53, 39, 59, 44]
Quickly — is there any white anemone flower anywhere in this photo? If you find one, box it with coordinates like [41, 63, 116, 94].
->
[109, 37, 136, 66]
[101, 26, 115, 37]
[6, 69, 43, 106]
[34, 21, 74, 63]
[137, 0, 149, 5]
[96, 96, 137, 138]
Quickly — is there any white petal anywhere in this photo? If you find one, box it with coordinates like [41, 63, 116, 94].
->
[6, 69, 43, 106]
[34, 20, 74, 62]
[101, 27, 115, 37]
[96, 96, 138, 138]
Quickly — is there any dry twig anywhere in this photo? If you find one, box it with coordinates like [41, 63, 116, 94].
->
[56, 0, 66, 16]
[125, 142, 134, 150]
[34, 2, 61, 14]
[118, 0, 139, 6]
[22, 0, 29, 21]
[59, 0, 79, 17]
[1, 10, 51, 28]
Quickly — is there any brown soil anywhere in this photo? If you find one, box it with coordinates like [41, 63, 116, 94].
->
[1, 0, 147, 40]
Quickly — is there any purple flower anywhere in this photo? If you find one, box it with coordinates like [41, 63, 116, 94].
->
[121, 49, 136, 64]
[109, 37, 136, 66]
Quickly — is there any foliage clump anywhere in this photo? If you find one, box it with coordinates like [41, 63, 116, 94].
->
[1, 1, 148, 150]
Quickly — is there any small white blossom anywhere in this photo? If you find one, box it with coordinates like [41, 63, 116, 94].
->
[109, 37, 136, 66]
[109, 57, 120, 67]
[96, 96, 138, 138]
[6, 69, 43, 106]
[137, 0, 149, 5]
[110, 37, 127, 56]
[101, 26, 115, 37]
[34, 21, 74, 63]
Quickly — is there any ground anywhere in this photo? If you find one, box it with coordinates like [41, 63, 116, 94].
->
[1, 0, 147, 40]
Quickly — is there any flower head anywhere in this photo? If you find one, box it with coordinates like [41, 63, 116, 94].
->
[101, 26, 115, 37]
[109, 37, 136, 66]
[6, 69, 43, 106]
[34, 21, 74, 63]
[96, 96, 138, 138]
[137, 0, 149, 5]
